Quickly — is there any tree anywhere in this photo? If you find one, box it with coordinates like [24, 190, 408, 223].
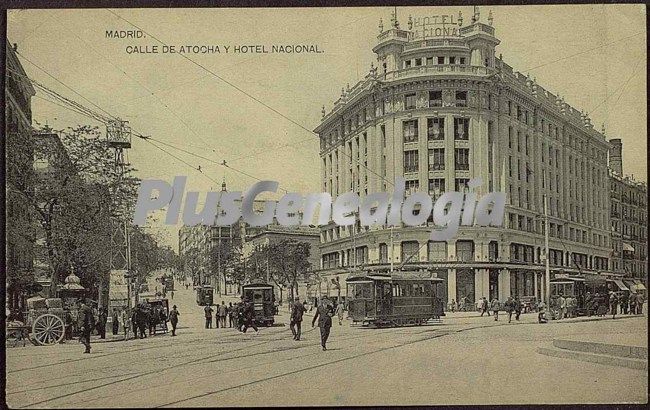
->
[7, 125, 139, 295]
[265, 239, 312, 303]
[181, 248, 202, 285]
[209, 238, 243, 293]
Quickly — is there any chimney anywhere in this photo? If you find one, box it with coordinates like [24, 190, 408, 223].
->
[608, 138, 623, 176]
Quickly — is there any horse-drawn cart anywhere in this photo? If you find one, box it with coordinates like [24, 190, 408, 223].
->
[5, 297, 67, 346]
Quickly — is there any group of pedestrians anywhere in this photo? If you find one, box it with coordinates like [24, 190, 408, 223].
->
[477, 296, 523, 323]
[585, 291, 645, 318]
[203, 299, 259, 333]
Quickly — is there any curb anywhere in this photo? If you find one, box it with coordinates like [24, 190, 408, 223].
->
[537, 346, 648, 371]
[553, 339, 648, 360]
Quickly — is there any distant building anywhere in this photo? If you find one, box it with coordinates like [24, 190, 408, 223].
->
[608, 138, 647, 289]
[6, 40, 36, 313]
[178, 181, 320, 295]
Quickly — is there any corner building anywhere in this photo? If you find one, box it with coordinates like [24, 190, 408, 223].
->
[314, 11, 612, 308]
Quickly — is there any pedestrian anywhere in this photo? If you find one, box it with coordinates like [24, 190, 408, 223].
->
[312, 297, 334, 351]
[64, 310, 73, 341]
[169, 305, 180, 336]
[335, 300, 345, 326]
[609, 291, 618, 319]
[79, 300, 94, 354]
[214, 306, 220, 329]
[537, 300, 548, 323]
[490, 297, 500, 321]
[290, 296, 306, 340]
[449, 299, 456, 313]
[628, 293, 636, 315]
[131, 308, 139, 338]
[477, 297, 484, 315]
[137, 305, 148, 338]
[558, 294, 566, 320]
[241, 298, 259, 334]
[481, 296, 490, 317]
[585, 292, 593, 317]
[121, 309, 130, 340]
[228, 302, 234, 327]
[218, 301, 228, 328]
[149, 306, 159, 335]
[514, 296, 522, 321]
[159, 307, 168, 333]
[171, 290, 174, 300]
[504, 296, 515, 323]
[636, 293, 644, 315]
[204, 304, 214, 329]
[620, 292, 629, 315]
[111, 308, 120, 335]
[97, 308, 107, 339]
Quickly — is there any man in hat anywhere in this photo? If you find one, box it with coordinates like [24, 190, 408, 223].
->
[241, 297, 258, 334]
[290, 296, 306, 341]
[168, 305, 180, 336]
[312, 297, 334, 351]
[79, 300, 95, 354]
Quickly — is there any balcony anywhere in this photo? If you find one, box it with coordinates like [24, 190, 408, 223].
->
[429, 163, 445, 171]
[382, 64, 493, 81]
[402, 38, 469, 52]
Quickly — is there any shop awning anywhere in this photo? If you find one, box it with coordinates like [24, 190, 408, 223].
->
[612, 279, 629, 291]
[623, 243, 635, 252]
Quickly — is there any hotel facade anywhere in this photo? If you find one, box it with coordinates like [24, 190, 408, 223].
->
[314, 10, 614, 307]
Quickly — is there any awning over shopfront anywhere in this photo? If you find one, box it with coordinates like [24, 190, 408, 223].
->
[612, 279, 629, 291]
[622, 243, 635, 252]
[623, 279, 647, 292]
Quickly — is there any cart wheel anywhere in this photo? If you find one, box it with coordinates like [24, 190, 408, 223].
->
[32, 314, 65, 346]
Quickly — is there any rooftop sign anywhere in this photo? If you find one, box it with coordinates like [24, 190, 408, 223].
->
[412, 15, 460, 38]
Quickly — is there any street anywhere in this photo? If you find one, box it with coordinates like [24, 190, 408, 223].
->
[6, 282, 647, 407]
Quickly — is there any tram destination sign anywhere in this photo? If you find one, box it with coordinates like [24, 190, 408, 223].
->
[412, 14, 460, 38]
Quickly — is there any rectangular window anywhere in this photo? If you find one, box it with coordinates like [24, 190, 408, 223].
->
[428, 241, 447, 261]
[428, 178, 445, 196]
[437, 56, 444, 64]
[405, 93, 417, 110]
[455, 178, 469, 192]
[404, 150, 419, 173]
[427, 117, 444, 139]
[428, 90, 442, 108]
[403, 120, 418, 142]
[454, 117, 469, 140]
[379, 243, 388, 263]
[525, 135, 530, 155]
[381, 125, 386, 148]
[429, 148, 445, 170]
[415, 58, 422, 66]
[459, 57, 466, 65]
[401, 241, 420, 263]
[455, 90, 467, 107]
[404, 60, 412, 68]
[454, 148, 469, 170]
[426, 57, 433, 65]
[405, 179, 419, 194]
[456, 240, 474, 262]
[508, 127, 513, 149]
[449, 56, 456, 64]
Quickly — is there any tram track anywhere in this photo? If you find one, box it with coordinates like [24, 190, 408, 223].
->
[12, 319, 527, 408]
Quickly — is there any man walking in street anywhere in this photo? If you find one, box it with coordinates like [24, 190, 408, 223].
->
[312, 297, 334, 351]
[204, 304, 214, 329]
[505, 296, 515, 323]
[80, 300, 94, 354]
[558, 294, 566, 320]
[514, 297, 522, 321]
[290, 296, 306, 340]
[228, 302, 235, 328]
[218, 301, 228, 329]
[490, 297, 500, 321]
[636, 293, 644, 315]
[169, 305, 180, 336]
[111, 308, 120, 336]
[537, 300, 548, 324]
[241, 298, 259, 334]
[479, 296, 490, 317]
[610, 291, 619, 319]
[335, 300, 345, 326]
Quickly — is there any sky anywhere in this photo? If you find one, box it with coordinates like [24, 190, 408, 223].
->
[7, 5, 647, 250]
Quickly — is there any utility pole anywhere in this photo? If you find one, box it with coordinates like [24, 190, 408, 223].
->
[390, 225, 394, 272]
[543, 185, 551, 311]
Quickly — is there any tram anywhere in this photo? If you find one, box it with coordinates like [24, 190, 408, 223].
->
[241, 283, 275, 326]
[345, 271, 445, 327]
[195, 285, 214, 306]
[549, 274, 611, 316]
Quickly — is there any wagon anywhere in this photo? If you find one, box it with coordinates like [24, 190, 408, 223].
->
[22, 297, 67, 346]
